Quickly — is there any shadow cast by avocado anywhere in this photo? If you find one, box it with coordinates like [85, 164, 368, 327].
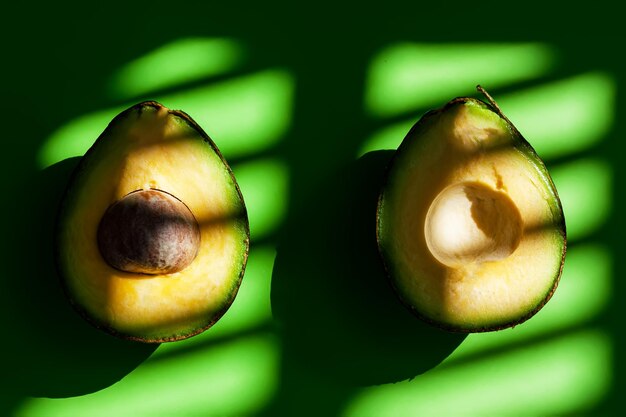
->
[1, 158, 157, 401]
[270, 150, 466, 388]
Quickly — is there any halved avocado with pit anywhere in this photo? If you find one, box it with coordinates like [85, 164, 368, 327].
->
[376, 90, 566, 332]
[56, 101, 249, 343]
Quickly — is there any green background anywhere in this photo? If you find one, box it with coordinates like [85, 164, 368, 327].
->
[1, 2, 622, 416]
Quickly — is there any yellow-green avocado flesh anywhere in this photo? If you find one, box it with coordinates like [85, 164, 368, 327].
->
[56, 101, 249, 343]
[377, 97, 566, 332]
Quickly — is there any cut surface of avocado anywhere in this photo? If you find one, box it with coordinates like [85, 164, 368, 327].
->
[377, 95, 566, 332]
[56, 102, 249, 343]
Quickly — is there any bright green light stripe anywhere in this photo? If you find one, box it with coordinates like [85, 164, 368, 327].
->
[549, 158, 611, 241]
[359, 72, 614, 158]
[109, 38, 244, 99]
[37, 106, 125, 168]
[152, 245, 276, 357]
[232, 159, 289, 240]
[342, 330, 610, 417]
[157, 69, 294, 159]
[17, 334, 279, 417]
[447, 244, 611, 359]
[365, 43, 554, 117]
[357, 119, 414, 156]
[37, 69, 295, 169]
[499, 72, 614, 159]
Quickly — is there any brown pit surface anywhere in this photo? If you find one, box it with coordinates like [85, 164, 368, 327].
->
[97, 189, 201, 275]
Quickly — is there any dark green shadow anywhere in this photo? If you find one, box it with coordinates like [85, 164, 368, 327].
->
[269, 150, 465, 414]
[1, 158, 157, 408]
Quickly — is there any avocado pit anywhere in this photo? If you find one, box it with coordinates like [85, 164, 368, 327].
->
[97, 189, 200, 275]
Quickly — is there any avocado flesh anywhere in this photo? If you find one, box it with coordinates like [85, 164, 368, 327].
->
[377, 98, 566, 332]
[56, 102, 249, 342]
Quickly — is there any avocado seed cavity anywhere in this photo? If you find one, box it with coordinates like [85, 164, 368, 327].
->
[97, 189, 200, 275]
[424, 182, 523, 268]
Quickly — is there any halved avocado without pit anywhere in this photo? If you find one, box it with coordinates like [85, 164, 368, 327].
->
[376, 88, 566, 332]
[56, 102, 249, 343]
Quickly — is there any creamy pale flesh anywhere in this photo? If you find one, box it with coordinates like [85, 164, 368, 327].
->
[58, 104, 248, 341]
[425, 181, 523, 267]
[378, 101, 565, 330]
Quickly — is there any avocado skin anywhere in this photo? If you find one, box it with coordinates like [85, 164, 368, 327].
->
[376, 96, 566, 333]
[55, 101, 250, 343]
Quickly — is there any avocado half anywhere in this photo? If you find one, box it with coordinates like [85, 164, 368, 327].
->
[56, 102, 249, 343]
[376, 89, 566, 332]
